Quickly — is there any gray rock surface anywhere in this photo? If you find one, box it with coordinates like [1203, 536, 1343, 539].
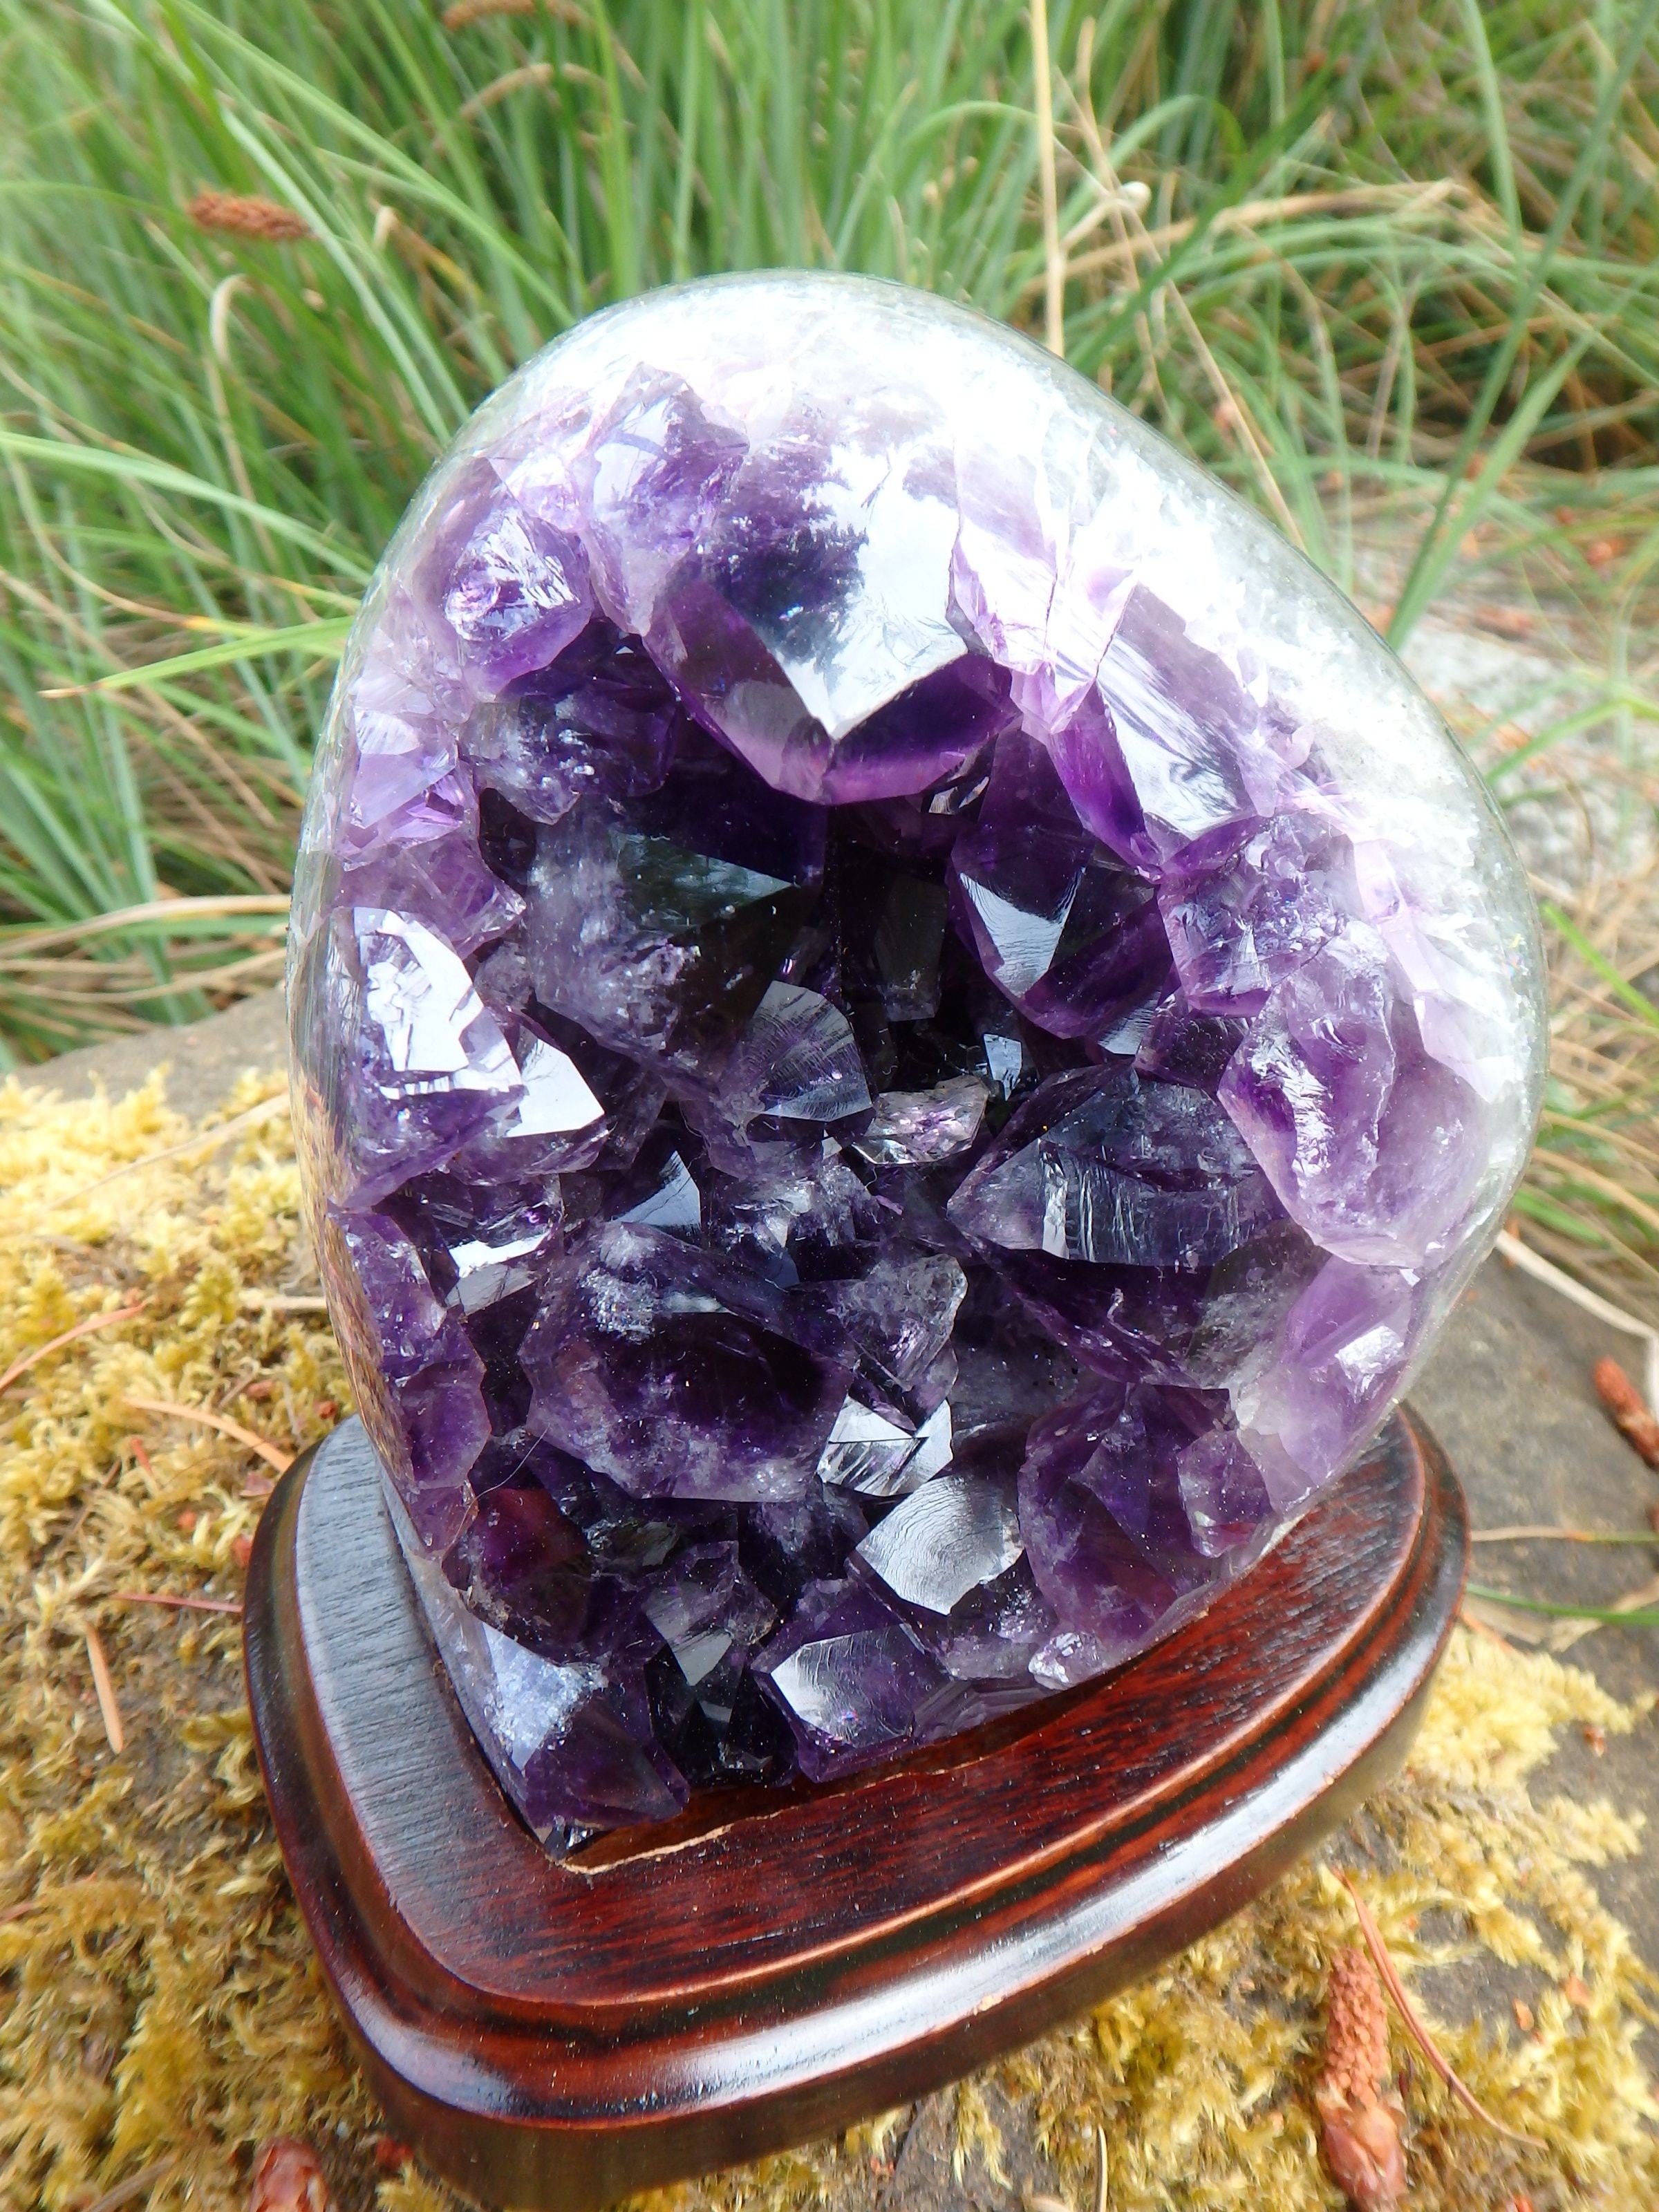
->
[1412, 1259, 1659, 1969]
[17, 986, 288, 1109]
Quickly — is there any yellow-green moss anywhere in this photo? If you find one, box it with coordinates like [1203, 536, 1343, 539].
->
[1, 1072, 1655, 2211]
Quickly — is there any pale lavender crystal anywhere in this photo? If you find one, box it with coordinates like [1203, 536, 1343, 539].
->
[332, 1210, 489, 1550]
[821, 1250, 966, 1416]
[1158, 808, 1356, 1015]
[1132, 992, 1246, 1095]
[572, 368, 748, 635]
[419, 460, 594, 698]
[1217, 934, 1482, 1266]
[1232, 1257, 1418, 1512]
[337, 588, 471, 835]
[719, 982, 872, 1128]
[1047, 586, 1288, 877]
[847, 1076, 988, 1168]
[337, 771, 525, 955]
[854, 1472, 1023, 1615]
[321, 907, 524, 1205]
[290, 274, 1543, 1850]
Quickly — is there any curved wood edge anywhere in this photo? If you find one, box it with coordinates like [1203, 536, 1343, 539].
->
[245, 1412, 1467, 2212]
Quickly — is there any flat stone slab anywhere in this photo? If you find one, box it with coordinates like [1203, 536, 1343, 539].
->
[16, 986, 288, 1111]
[1412, 1259, 1659, 1965]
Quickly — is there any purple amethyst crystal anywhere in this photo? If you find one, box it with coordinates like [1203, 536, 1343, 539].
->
[291, 274, 1544, 1850]
[521, 1220, 852, 1500]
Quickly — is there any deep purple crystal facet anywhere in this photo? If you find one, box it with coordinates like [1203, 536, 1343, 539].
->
[290, 274, 1544, 1850]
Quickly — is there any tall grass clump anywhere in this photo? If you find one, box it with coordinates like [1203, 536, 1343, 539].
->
[1, 0, 1657, 1304]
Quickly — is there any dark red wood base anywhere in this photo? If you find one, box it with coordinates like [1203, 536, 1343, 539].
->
[244, 1409, 1466, 2212]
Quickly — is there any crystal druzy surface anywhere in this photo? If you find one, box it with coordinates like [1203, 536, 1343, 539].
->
[289, 274, 1545, 1850]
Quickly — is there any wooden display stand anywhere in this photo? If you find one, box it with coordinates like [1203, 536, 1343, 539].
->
[245, 1409, 1466, 2212]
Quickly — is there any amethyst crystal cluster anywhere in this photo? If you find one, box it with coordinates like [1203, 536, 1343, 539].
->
[290, 274, 1544, 1849]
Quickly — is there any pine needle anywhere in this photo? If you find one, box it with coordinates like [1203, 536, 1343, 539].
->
[83, 1625, 124, 1752]
[1334, 1871, 1548, 2149]
[110, 1590, 243, 1616]
[32, 1094, 291, 1219]
[1495, 1233, 1659, 1416]
[79, 2161, 177, 2212]
[1465, 1581, 1659, 1629]
[0, 1300, 149, 1396]
[121, 1394, 293, 1474]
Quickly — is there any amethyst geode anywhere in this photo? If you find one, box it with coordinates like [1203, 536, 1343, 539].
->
[289, 274, 1544, 1850]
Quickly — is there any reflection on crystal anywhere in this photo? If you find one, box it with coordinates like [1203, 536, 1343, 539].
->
[818, 1396, 953, 1497]
[856, 1473, 1023, 1614]
[724, 982, 872, 1125]
[949, 1065, 1280, 1270]
[449, 1203, 559, 1315]
[1232, 1256, 1418, 1511]
[818, 1398, 919, 1492]
[849, 1076, 986, 1167]
[619, 1147, 702, 1235]
[983, 1031, 1028, 1097]
[291, 273, 1544, 1849]
[514, 1035, 604, 1136]
[327, 906, 523, 1204]
[754, 1577, 949, 1779]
